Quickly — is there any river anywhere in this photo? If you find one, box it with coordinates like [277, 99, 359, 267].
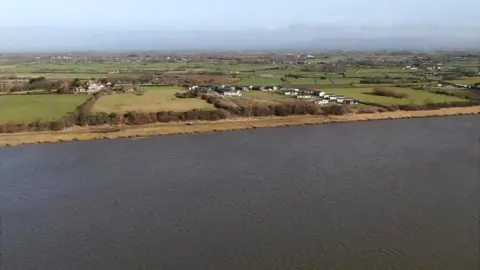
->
[0, 116, 479, 269]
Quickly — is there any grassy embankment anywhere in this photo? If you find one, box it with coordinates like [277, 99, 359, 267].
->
[1, 106, 479, 147]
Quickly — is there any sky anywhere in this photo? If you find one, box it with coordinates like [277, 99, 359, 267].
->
[1, 0, 480, 51]
[2, 0, 479, 31]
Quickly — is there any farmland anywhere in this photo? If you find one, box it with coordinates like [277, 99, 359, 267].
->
[0, 94, 88, 124]
[445, 76, 480, 85]
[235, 76, 284, 85]
[91, 87, 215, 113]
[0, 50, 479, 131]
[435, 89, 480, 100]
[229, 91, 295, 106]
[323, 87, 468, 105]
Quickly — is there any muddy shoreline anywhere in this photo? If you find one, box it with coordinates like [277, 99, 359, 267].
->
[1, 106, 479, 147]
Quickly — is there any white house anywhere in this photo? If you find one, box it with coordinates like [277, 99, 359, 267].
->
[336, 97, 345, 103]
[74, 87, 87, 93]
[297, 94, 311, 99]
[314, 91, 326, 97]
[284, 91, 297, 95]
[86, 83, 105, 94]
[315, 100, 330, 105]
[264, 86, 278, 91]
[329, 95, 338, 101]
[222, 90, 242, 96]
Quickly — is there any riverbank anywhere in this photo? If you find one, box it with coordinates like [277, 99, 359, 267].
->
[1, 106, 479, 147]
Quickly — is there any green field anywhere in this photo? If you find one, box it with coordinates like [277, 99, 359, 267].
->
[352, 67, 422, 79]
[284, 84, 356, 89]
[324, 87, 468, 105]
[0, 53, 478, 127]
[229, 91, 295, 106]
[91, 87, 215, 113]
[446, 60, 480, 68]
[446, 77, 480, 85]
[357, 67, 412, 74]
[0, 94, 89, 124]
[236, 76, 284, 85]
[283, 77, 360, 85]
[436, 89, 480, 100]
[284, 78, 326, 84]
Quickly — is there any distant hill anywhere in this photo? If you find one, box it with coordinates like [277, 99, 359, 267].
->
[1, 25, 479, 52]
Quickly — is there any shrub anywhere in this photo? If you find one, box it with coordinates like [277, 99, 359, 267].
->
[0, 123, 29, 133]
[251, 104, 272, 117]
[321, 105, 347, 115]
[371, 87, 408, 99]
[360, 78, 397, 84]
[29, 121, 51, 131]
[175, 91, 198, 98]
[356, 107, 381, 114]
[124, 111, 156, 125]
[50, 120, 66, 131]
[441, 75, 459, 81]
[361, 101, 399, 111]
[85, 112, 112, 126]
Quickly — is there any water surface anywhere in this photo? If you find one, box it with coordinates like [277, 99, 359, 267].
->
[1, 116, 479, 269]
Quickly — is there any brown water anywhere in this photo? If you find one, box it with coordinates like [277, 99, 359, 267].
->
[0, 116, 479, 270]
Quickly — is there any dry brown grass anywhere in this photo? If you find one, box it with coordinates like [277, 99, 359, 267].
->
[1, 106, 479, 147]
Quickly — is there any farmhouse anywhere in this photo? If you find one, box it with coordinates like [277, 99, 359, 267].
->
[232, 86, 249, 91]
[191, 85, 214, 91]
[284, 89, 298, 95]
[225, 90, 242, 96]
[214, 88, 242, 96]
[344, 98, 359, 105]
[195, 87, 211, 93]
[264, 85, 278, 91]
[313, 90, 325, 97]
[60, 80, 70, 92]
[299, 89, 314, 95]
[74, 81, 106, 94]
[297, 94, 312, 99]
[74, 87, 87, 93]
